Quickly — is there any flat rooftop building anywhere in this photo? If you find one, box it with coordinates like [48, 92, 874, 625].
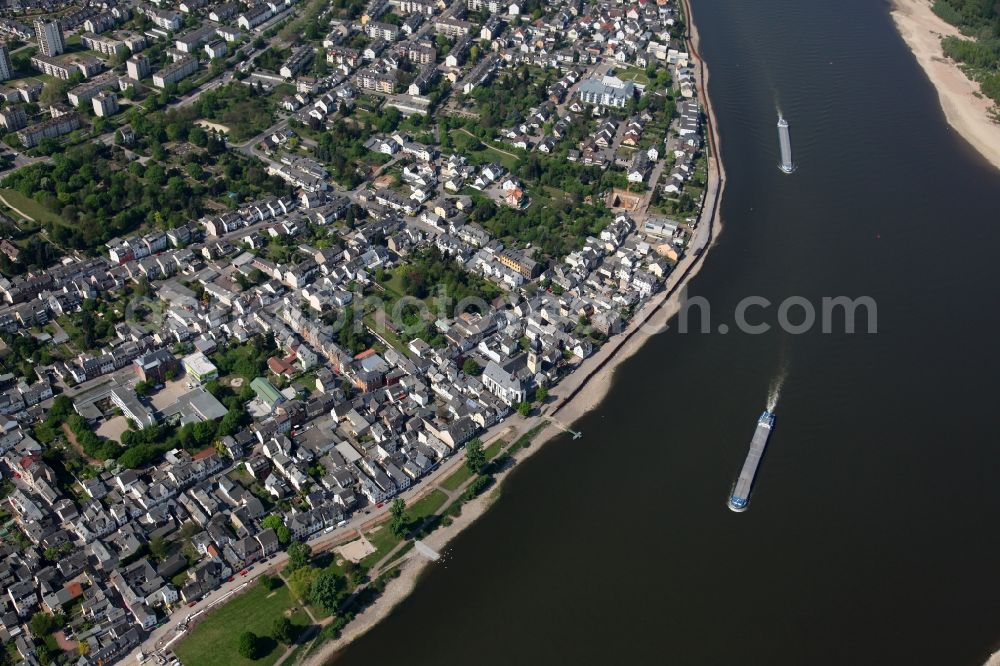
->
[110, 387, 156, 429]
[182, 351, 218, 382]
[577, 74, 636, 108]
[250, 376, 285, 409]
[159, 387, 228, 425]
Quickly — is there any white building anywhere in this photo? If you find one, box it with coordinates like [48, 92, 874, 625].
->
[127, 54, 151, 80]
[92, 90, 119, 117]
[35, 19, 65, 57]
[577, 74, 635, 108]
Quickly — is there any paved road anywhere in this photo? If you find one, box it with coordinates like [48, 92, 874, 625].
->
[635, 152, 668, 222]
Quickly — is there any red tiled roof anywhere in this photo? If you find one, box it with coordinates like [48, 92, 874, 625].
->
[192, 447, 217, 461]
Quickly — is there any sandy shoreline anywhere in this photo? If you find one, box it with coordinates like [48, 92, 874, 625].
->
[299, 8, 727, 666]
[890, 0, 1000, 170]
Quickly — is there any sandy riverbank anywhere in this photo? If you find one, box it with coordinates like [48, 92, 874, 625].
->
[890, 0, 1000, 170]
[299, 9, 726, 666]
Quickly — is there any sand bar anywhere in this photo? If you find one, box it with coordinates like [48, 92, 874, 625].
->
[890, 0, 1000, 170]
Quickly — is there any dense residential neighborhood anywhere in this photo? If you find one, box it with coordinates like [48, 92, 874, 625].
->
[0, 0, 709, 661]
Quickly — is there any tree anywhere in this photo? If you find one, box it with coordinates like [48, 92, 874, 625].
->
[261, 514, 292, 545]
[439, 122, 452, 151]
[272, 616, 298, 644]
[462, 358, 481, 376]
[535, 386, 548, 403]
[29, 612, 59, 637]
[217, 408, 245, 437]
[286, 540, 312, 571]
[309, 569, 345, 614]
[149, 535, 170, 561]
[34, 645, 54, 666]
[517, 402, 532, 417]
[465, 438, 486, 475]
[472, 198, 496, 222]
[40, 79, 69, 106]
[389, 498, 407, 538]
[238, 631, 263, 659]
[259, 574, 280, 591]
[286, 566, 318, 602]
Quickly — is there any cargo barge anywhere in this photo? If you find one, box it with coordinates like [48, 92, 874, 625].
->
[728, 411, 776, 512]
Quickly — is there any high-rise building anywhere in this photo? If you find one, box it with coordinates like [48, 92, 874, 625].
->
[34, 19, 65, 57]
[0, 45, 12, 81]
[126, 53, 150, 80]
[92, 90, 118, 117]
[0, 105, 27, 131]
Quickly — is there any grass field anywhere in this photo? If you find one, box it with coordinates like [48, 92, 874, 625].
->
[617, 66, 652, 85]
[405, 489, 447, 523]
[484, 438, 506, 461]
[479, 143, 521, 171]
[173, 581, 310, 666]
[440, 464, 473, 492]
[379, 270, 408, 301]
[0, 189, 62, 226]
[359, 525, 402, 570]
[450, 129, 522, 171]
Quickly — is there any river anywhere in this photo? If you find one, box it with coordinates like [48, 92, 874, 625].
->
[330, 0, 1000, 663]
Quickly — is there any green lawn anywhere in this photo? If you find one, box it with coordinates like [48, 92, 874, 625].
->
[439, 464, 473, 492]
[480, 143, 521, 171]
[617, 66, 652, 85]
[359, 525, 402, 570]
[379, 270, 408, 301]
[484, 438, 507, 461]
[0, 189, 62, 226]
[405, 489, 448, 522]
[449, 129, 522, 171]
[376, 266, 438, 311]
[173, 581, 309, 666]
[380, 540, 415, 570]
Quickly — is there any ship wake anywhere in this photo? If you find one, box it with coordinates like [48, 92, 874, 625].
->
[767, 367, 786, 412]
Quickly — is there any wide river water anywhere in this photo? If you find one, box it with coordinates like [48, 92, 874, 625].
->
[332, 0, 1000, 663]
